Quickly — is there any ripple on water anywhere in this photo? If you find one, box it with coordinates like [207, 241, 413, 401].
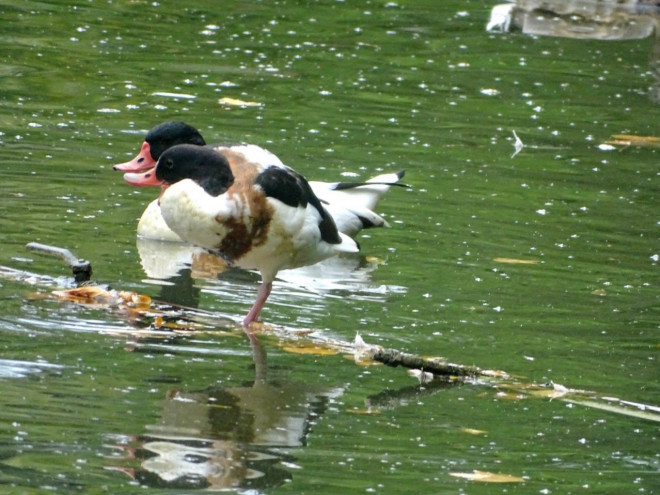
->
[0, 358, 64, 378]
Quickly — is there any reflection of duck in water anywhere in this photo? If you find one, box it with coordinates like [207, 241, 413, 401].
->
[138, 234, 406, 312]
[109, 339, 345, 491]
[113, 122, 406, 324]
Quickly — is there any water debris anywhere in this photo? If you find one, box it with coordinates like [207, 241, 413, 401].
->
[52, 286, 151, 309]
[279, 342, 339, 356]
[486, 4, 514, 32]
[219, 97, 262, 107]
[460, 427, 487, 435]
[486, 1, 658, 40]
[408, 368, 434, 384]
[450, 470, 525, 483]
[6, 261, 660, 422]
[480, 88, 500, 96]
[354, 333, 504, 380]
[511, 130, 523, 158]
[151, 91, 197, 100]
[493, 257, 539, 265]
[26, 242, 92, 283]
[604, 134, 660, 148]
[493, 381, 660, 423]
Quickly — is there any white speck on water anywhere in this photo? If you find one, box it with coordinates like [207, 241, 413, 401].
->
[151, 91, 196, 99]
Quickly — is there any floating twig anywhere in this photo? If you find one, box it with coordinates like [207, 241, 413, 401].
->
[354, 333, 507, 380]
[26, 242, 92, 283]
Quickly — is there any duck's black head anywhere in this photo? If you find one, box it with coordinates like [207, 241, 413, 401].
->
[146, 121, 206, 160]
[156, 144, 235, 197]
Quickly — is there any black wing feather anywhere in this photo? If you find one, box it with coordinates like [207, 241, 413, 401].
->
[255, 167, 342, 245]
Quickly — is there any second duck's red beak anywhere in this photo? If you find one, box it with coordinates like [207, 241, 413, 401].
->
[113, 142, 156, 172]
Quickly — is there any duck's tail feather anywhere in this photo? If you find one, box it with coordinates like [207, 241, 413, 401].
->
[331, 170, 408, 191]
[310, 170, 407, 237]
[334, 232, 360, 254]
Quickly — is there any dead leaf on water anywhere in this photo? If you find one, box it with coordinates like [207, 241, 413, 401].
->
[280, 343, 339, 356]
[151, 314, 206, 333]
[156, 320, 206, 332]
[481, 369, 510, 379]
[460, 427, 487, 435]
[605, 134, 660, 148]
[493, 257, 539, 265]
[219, 97, 262, 107]
[117, 291, 152, 308]
[53, 286, 111, 303]
[450, 470, 525, 483]
[52, 286, 152, 308]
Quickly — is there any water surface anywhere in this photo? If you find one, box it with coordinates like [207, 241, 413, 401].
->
[0, 1, 658, 493]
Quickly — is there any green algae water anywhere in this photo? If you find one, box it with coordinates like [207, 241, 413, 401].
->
[0, 1, 657, 493]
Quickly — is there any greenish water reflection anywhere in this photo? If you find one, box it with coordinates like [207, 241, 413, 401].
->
[0, 0, 658, 493]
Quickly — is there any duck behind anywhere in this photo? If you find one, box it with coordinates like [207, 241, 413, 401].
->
[125, 143, 358, 327]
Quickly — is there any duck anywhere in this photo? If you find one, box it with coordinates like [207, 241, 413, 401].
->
[123, 143, 360, 328]
[112, 121, 405, 242]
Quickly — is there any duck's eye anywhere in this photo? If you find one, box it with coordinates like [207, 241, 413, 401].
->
[163, 158, 174, 170]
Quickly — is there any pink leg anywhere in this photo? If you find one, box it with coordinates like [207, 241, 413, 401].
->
[243, 281, 272, 328]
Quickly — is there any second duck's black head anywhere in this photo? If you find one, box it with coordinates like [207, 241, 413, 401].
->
[156, 144, 235, 196]
[146, 121, 207, 160]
